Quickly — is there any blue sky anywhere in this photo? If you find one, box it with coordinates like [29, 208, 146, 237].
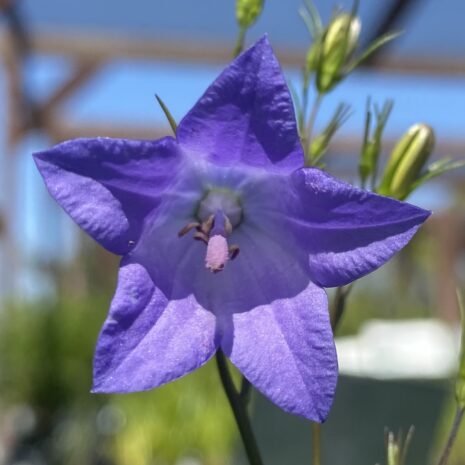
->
[3, 0, 464, 296]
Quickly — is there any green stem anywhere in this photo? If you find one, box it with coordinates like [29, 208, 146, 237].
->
[437, 405, 465, 465]
[305, 93, 323, 165]
[299, 72, 311, 136]
[310, 284, 354, 465]
[330, 284, 354, 332]
[311, 422, 322, 465]
[233, 27, 247, 58]
[215, 350, 264, 465]
[240, 376, 253, 405]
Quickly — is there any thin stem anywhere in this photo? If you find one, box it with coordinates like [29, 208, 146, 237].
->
[299, 72, 311, 136]
[240, 376, 253, 405]
[437, 405, 465, 465]
[330, 284, 354, 332]
[310, 284, 353, 465]
[215, 350, 264, 465]
[305, 93, 322, 165]
[233, 27, 247, 58]
[311, 422, 322, 465]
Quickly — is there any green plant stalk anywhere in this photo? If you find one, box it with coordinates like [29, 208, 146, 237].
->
[305, 93, 323, 165]
[311, 284, 353, 465]
[234, 26, 247, 57]
[215, 350, 264, 465]
[331, 284, 354, 331]
[437, 405, 465, 465]
[299, 72, 311, 137]
[312, 422, 322, 465]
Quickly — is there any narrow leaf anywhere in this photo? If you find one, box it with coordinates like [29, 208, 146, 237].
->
[347, 31, 401, 73]
[155, 94, 178, 135]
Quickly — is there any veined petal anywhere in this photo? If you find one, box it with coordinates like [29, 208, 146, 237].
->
[177, 36, 303, 173]
[288, 168, 431, 287]
[221, 281, 337, 422]
[92, 261, 218, 393]
[33, 136, 181, 255]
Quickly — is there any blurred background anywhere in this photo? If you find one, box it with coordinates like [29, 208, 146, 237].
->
[0, 0, 464, 464]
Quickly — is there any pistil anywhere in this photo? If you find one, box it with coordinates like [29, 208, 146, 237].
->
[178, 209, 240, 273]
[205, 211, 231, 273]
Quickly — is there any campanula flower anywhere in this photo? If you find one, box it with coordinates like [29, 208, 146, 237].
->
[34, 37, 430, 422]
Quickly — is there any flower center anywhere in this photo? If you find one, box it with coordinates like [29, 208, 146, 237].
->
[177, 190, 242, 273]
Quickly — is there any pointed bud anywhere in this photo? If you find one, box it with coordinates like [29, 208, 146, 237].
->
[236, 0, 264, 28]
[378, 124, 435, 200]
[359, 99, 393, 187]
[316, 13, 361, 93]
[387, 432, 400, 465]
[305, 42, 320, 73]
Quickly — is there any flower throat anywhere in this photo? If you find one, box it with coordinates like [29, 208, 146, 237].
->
[178, 190, 242, 273]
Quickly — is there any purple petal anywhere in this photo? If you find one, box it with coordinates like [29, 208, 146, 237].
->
[177, 36, 303, 172]
[33, 136, 180, 255]
[288, 168, 431, 287]
[92, 261, 218, 393]
[221, 281, 337, 422]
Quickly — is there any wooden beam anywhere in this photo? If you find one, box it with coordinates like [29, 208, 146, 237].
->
[1, 30, 465, 77]
[41, 59, 102, 116]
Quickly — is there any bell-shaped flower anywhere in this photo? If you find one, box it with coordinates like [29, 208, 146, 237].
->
[33, 37, 430, 422]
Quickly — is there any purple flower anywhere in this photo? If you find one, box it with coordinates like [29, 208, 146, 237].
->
[33, 37, 429, 422]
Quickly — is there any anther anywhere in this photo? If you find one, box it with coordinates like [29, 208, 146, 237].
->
[178, 222, 200, 237]
[193, 231, 209, 244]
[229, 244, 240, 260]
[200, 215, 214, 235]
[178, 206, 240, 273]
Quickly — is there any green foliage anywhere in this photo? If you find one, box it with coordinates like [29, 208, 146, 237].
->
[308, 102, 351, 164]
[384, 427, 415, 465]
[0, 298, 236, 465]
[359, 99, 394, 188]
[110, 362, 236, 465]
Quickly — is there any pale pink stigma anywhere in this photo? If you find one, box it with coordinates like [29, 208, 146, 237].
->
[205, 234, 229, 273]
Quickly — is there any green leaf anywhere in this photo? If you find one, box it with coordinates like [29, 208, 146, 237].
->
[302, 0, 323, 37]
[309, 102, 352, 164]
[155, 94, 177, 135]
[407, 157, 465, 195]
[347, 31, 401, 73]
[359, 98, 393, 187]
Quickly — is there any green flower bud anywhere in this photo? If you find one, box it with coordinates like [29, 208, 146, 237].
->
[378, 123, 435, 200]
[305, 42, 320, 74]
[359, 99, 393, 187]
[359, 139, 380, 183]
[236, 0, 264, 29]
[317, 13, 361, 93]
[387, 432, 400, 465]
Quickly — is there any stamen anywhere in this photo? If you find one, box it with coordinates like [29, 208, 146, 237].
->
[200, 215, 214, 235]
[193, 231, 209, 244]
[178, 189, 243, 273]
[178, 222, 200, 237]
[229, 244, 240, 260]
